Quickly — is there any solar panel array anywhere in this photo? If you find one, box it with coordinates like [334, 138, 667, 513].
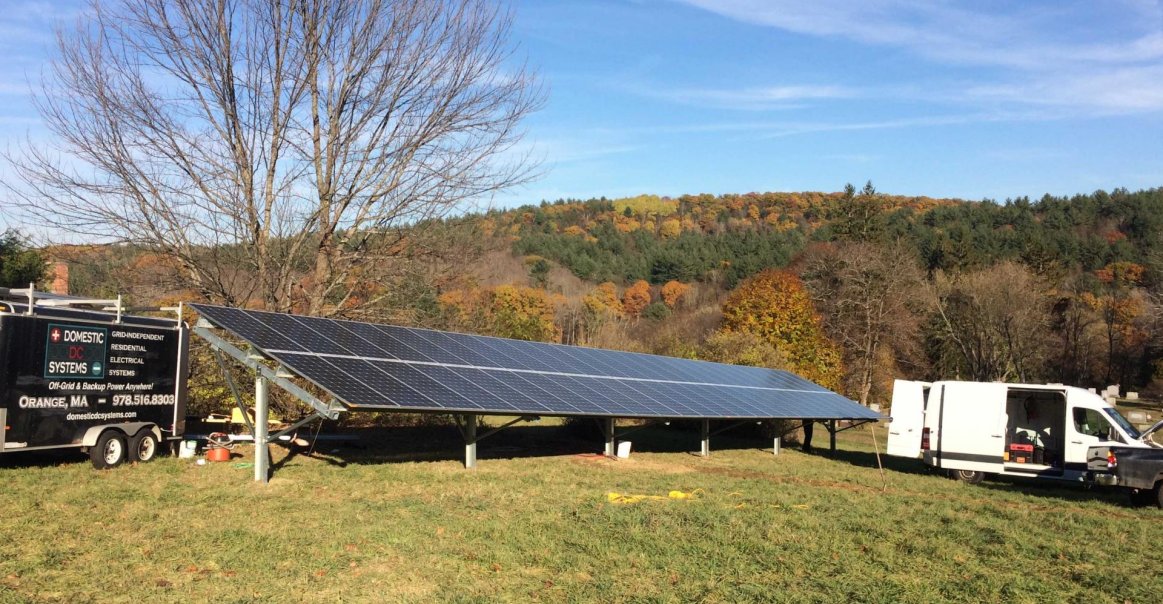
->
[191, 304, 881, 421]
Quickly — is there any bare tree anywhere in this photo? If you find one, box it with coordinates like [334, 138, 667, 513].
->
[6, 0, 542, 316]
[928, 261, 1054, 382]
[801, 241, 924, 406]
[1051, 288, 1102, 385]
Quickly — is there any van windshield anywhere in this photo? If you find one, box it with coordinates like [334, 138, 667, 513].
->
[1103, 408, 1141, 440]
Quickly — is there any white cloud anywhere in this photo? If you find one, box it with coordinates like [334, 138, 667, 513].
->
[641, 84, 854, 110]
[677, 1, 1163, 69]
[675, 0, 1163, 112]
[967, 64, 1163, 112]
[582, 111, 1049, 140]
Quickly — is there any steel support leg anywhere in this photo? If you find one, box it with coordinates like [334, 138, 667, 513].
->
[254, 376, 269, 483]
[829, 419, 837, 456]
[603, 417, 615, 457]
[464, 413, 477, 469]
[700, 419, 710, 457]
[773, 437, 780, 456]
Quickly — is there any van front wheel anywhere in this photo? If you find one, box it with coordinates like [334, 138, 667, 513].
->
[954, 469, 985, 484]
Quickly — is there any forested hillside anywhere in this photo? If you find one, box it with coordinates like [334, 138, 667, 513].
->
[457, 184, 1163, 406]
[48, 184, 1163, 410]
[502, 186, 1161, 284]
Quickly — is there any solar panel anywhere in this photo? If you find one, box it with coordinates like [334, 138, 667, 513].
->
[191, 304, 882, 421]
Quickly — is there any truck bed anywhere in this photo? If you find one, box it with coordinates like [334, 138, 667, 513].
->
[1087, 444, 1163, 491]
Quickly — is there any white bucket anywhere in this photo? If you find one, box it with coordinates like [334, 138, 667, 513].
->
[178, 440, 198, 459]
[615, 440, 632, 459]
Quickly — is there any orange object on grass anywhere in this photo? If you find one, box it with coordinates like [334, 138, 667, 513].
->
[205, 447, 231, 462]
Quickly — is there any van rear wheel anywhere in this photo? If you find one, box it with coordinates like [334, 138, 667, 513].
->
[90, 431, 128, 470]
[954, 469, 985, 484]
[1154, 481, 1162, 510]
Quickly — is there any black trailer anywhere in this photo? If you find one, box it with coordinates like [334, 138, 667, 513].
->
[0, 288, 189, 468]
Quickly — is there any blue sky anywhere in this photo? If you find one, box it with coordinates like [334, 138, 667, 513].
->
[2, 0, 1162, 221]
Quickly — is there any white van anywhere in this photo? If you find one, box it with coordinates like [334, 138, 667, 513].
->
[886, 379, 1151, 483]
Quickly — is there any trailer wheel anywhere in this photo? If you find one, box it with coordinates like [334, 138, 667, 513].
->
[954, 469, 985, 484]
[130, 431, 159, 463]
[1154, 481, 1163, 510]
[90, 431, 128, 469]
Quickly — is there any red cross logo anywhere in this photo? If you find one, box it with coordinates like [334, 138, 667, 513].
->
[50, 328, 62, 343]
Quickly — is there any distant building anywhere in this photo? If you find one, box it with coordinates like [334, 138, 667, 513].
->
[48, 261, 69, 295]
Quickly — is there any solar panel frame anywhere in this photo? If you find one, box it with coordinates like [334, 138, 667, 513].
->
[191, 304, 882, 421]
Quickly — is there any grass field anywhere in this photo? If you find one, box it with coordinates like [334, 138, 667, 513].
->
[0, 422, 1160, 603]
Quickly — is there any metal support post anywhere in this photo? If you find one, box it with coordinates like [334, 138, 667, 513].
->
[464, 413, 478, 469]
[700, 419, 710, 457]
[773, 437, 780, 456]
[254, 376, 269, 483]
[603, 417, 615, 457]
[829, 419, 837, 456]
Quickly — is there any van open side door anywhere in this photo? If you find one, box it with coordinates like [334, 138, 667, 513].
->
[887, 379, 930, 458]
[938, 382, 1008, 471]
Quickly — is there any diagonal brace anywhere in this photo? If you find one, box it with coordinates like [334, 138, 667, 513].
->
[194, 325, 342, 420]
[708, 419, 754, 438]
[271, 413, 327, 440]
[456, 415, 539, 443]
[211, 347, 255, 434]
[832, 419, 877, 434]
[611, 419, 668, 440]
[477, 415, 539, 442]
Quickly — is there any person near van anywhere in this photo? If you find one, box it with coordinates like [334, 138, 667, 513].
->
[801, 420, 814, 452]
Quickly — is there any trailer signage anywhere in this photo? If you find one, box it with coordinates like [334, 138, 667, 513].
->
[0, 299, 190, 464]
[44, 324, 108, 379]
[4, 314, 186, 445]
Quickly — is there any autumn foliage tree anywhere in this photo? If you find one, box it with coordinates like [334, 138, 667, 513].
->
[660, 280, 691, 309]
[720, 269, 843, 389]
[659, 218, 683, 239]
[621, 280, 652, 317]
[1085, 262, 1153, 385]
[699, 331, 787, 370]
[576, 281, 624, 341]
[438, 284, 561, 342]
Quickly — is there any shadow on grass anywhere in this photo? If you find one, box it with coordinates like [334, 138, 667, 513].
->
[0, 447, 87, 469]
[824, 448, 936, 477]
[0, 423, 774, 473]
[280, 422, 781, 467]
[977, 476, 1133, 507]
[827, 447, 1139, 508]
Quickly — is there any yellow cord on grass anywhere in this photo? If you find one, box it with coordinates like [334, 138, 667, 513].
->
[606, 489, 704, 504]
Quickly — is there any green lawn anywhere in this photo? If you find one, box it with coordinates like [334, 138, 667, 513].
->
[0, 423, 1159, 603]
